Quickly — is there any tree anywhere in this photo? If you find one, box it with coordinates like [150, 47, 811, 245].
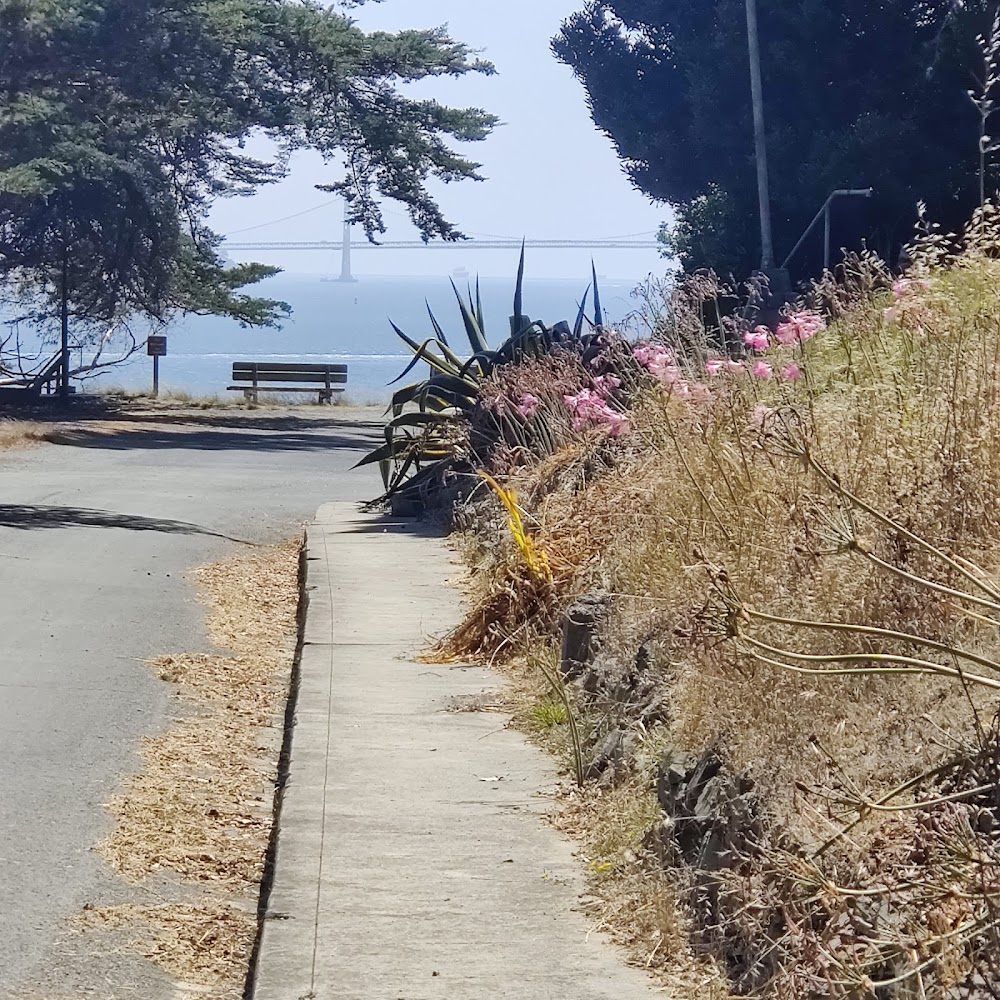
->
[554, 1, 996, 277]
[0, 0, 497, 387]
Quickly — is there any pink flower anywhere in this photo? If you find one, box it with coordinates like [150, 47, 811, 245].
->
[752, 360, 773, 381]
[592, 374, 622, 398]
[633, 343, 673, 370]
[781, 363, 802, 382]
[705, 358, 725, 376]
[563, 389, 631, 438]
[751, 404, 775, 428]
[725, 359, 746, 375]
[659, 364, 682, 386]
[775, 310, 825, 346]
[885, 279, 931, 329]
[602, 412, 631, 437]
[743, 326, 770, 352]
[515, 393, 540, 420]
[634, 343, 680, 386]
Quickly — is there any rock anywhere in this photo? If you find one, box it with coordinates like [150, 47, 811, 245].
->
[559, 593, 609, 679]
[586, 729, 626, 781]
[654, 751, 768, 990]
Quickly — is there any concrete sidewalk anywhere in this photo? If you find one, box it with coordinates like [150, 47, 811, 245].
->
[251, 503, 658, 1000]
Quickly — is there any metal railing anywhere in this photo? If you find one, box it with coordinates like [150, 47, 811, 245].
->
[781, 189, 874, 272]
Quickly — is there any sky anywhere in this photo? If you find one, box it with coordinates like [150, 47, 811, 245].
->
[209, 0, 668, 282]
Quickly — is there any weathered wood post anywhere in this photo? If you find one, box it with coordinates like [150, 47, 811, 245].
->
[559, 594, 609, 680]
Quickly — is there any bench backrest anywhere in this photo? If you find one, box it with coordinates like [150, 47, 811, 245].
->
[232, 362, 348, 384]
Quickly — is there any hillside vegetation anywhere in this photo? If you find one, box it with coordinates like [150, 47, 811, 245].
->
[425, 208, 1000, 998]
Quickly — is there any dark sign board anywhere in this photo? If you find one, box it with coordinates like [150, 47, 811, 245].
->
[147, 335, 167, 357]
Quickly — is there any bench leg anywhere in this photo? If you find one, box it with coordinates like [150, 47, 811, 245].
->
[243, 389, 253, 402]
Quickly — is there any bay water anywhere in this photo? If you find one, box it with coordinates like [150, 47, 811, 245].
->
[82, 273, 643, 404]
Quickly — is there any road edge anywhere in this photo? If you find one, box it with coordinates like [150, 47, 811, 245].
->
[244, 525, 319, 1000]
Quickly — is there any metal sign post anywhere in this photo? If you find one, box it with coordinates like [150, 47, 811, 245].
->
[147, 335, 167, 398]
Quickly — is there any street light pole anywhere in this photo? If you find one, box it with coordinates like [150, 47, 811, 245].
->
[745, 0, 775, 272]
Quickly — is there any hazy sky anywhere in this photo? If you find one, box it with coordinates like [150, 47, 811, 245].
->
[209, 1, 668, 281]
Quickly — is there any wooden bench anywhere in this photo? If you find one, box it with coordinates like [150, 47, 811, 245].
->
[227, 362, 348, 404]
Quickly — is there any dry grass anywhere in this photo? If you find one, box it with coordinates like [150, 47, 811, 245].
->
[472, 250, 1000, 847]
[443, 215, 1000, 996]
[101, 540, 300, 885]
[0, 418, 52, 450]
[74, 903, 255, 994]
[554, 775, 730, 999]
[78, 539, 302, 994]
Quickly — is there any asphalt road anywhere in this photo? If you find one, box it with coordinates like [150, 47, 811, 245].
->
[0, 406, 383, 998]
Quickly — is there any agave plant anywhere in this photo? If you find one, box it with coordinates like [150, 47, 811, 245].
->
[359, 248, 608, 508]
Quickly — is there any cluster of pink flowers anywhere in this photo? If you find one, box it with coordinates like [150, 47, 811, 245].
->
[563, 388, 630, 437]
[635, 343, 721, 399]
[623, 307, 824, 423]
[775, 310, 825, 346]
[633, 343, 682, 387]
[884, 277, 931, 327]
[515, 393, 540, 420]
[704, 356, 801, 382]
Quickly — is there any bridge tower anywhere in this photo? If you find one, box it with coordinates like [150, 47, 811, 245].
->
[338, 200, 358, 283]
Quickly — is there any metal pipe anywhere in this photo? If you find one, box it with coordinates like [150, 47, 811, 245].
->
[781, 188, 873, 271]
[824, 203, 832, 272]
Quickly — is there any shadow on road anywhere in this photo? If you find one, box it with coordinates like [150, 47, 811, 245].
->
[0, 503, 244, 540]
[98, 411, 386, 433]
[45, 425, 381, 453]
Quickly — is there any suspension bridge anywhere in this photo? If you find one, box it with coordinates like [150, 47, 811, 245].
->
[227, 239, 661, 251]
[226, 222, 661, 281]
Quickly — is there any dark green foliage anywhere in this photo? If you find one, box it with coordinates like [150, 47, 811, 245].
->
[0, 0, 496, 339]
[361, 252, 609, 507]
[554, 1, 998, 276]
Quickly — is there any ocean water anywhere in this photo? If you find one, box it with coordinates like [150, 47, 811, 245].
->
[74, 273, 643, 404]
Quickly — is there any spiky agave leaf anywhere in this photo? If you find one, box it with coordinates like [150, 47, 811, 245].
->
[389, 338, 464, 387]
[592, 260, 603, 328]
[426, 301, 450, 348]
[389, 323, 465, 378]
[390, 373, 480, 415]
[512, 240, 526, 334]
[574, 284, 591, 338]
[475, 277, 485, 332]
[450, 278, 490, 355]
